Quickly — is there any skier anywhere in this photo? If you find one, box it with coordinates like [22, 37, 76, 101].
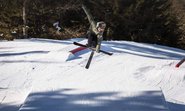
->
[82, 4, 106, 52]
[86, 21, 106, 52]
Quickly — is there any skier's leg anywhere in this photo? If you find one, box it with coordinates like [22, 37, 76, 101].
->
[87, 32, 93, 47]
[92, 35, 97, 48]
[96, 37, 103, 53]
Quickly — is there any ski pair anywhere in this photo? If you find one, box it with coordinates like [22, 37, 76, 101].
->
[73, 42, 113, 69]
[73, 42, 113, 55]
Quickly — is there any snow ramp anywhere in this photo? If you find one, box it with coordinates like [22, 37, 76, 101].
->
[19, 89, 169, 111]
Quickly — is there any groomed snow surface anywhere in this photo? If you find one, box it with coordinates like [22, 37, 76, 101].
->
[0, 38, 185, 111]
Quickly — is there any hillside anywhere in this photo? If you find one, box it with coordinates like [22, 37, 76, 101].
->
[0, 38, 185, 111]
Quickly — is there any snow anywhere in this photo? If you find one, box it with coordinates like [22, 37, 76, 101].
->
[0, 38, 185, 111]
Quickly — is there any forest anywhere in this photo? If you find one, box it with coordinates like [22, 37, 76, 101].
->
[0, 0, 185, 49]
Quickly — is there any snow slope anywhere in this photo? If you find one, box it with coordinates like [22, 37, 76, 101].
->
[0, 38, 185, 111]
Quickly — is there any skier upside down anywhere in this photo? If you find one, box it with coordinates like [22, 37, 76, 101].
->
[86, 21, 106, 53]
[82, 4, 106, 53]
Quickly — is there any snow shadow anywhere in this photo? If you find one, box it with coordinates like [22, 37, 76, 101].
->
[102, 42, 185, 60]
[167, 102, 185, 111]
[19, 89, 170, 111]
[0, 51, 49, 57]
[29, 38, 85, 45]
[0, 60, 61, 64]
[66, 49, 91, 61]
[0, 103, 20, 111]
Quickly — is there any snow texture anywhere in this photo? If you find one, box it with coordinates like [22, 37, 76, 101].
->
[0, 38, 185, 111]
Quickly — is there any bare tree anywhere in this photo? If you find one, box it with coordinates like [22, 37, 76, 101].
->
[23, 0, 29, 38]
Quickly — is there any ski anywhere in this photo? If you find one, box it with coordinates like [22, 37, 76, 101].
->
[85, 51, 94, 69]
[176, 58, 185, 68]
[73, 42, 113, 55]
[73, 42, 113, 69]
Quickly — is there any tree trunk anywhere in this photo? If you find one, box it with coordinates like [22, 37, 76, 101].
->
[23, 0, 28, 38]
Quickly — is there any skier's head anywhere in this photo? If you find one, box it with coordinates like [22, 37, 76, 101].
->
[96, 21, 106, 32]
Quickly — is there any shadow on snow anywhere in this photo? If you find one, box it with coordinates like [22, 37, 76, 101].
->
[17, 89, 184, 111]
[102, 41, 185, 60]
[0, 51, 49, 57]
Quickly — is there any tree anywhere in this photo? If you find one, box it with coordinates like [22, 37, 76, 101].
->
[22, 0, 30, 38]
[0, 0, 23, 40]
[0, 0, 184, 49]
